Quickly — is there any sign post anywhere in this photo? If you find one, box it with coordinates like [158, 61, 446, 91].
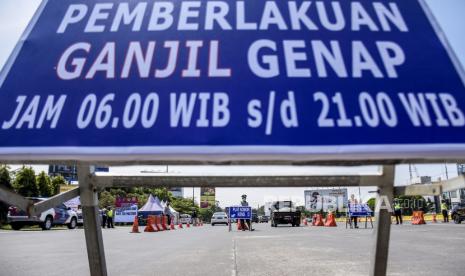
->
[229, 206, 252, 232]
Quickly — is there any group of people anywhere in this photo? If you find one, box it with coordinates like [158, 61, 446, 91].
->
[101, 206, 114, 228]
[392, 199, 450, 225]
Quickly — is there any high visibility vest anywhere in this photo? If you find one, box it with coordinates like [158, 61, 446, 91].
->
[394, 204, 401, 211]
[107, 209, 114, 218]
[441, 203, 448, 211]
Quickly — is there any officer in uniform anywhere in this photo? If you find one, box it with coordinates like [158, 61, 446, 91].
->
[106, 206, 114, 228]
[393, 199, 403, 225]
[441, 200, 449, 223]
[240, 194, 254, 231]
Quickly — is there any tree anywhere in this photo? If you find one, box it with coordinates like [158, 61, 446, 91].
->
[171, 197, 199, 215]
[36, 171, 52, 197]
[0, 165, 12, 225]
[51, 175, 66, 195]
[367, 198, 376, 212]
[99, 191, 115, 209]
[13, 166, 39, 197]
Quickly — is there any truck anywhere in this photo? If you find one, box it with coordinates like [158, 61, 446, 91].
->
[7, 197, 78, 230]
[269, 201, 301, 227]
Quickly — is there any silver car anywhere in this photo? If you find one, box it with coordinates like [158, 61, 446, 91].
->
[211, 212, 228, 226]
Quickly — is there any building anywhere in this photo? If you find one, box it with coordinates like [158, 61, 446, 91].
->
[442, 164, 465, 207]
[170, 187, 183, 198]
[48, 165, 109, 184]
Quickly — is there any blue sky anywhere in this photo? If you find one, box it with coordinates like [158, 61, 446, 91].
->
[0, 0, 464, 207]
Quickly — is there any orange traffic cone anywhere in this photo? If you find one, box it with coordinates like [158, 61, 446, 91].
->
[161, 215, 168, 230]
[412, 211, 426, 225]
[186, 221, 190, 228]
[131, 216, 140, 233]
[144, 216, 157, 232]
[314, 214, 324, 226]
[155, 215, 163, 231]
[178, 221, 183, 229]
[304, 218, 308, 226]
[170, 217, 176, 230]
[432, 213, 438, 223]
[324, 213, 337, 227]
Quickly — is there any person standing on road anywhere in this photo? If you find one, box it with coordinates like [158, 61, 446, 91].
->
[101, 207, 107, 228]
[240, 194, 253, 231]
[393, 199, 403, 225]
[106, 206, 114, 228]
[349, 194, 359, 229]
[164, 202, 172, 226]
[191, 209, 197, 226]
[441, 200, 449, 223]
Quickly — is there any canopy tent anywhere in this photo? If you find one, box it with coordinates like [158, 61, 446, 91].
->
[138, 195, 164, 219]
[161, 200, 180, 224]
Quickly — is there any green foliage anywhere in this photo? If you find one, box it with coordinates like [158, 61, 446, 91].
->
[0, 165, 12, 189]
[199, 207, 214, 222]
[171, 197, 199, 215]
[395, 195, 430, 215]
[99, 191, 116, 209]
[51, 175, 66, 195]
[36, 171, 52, 197]
[367, 198, 376, 212]
[0, 165, 12, 225]
[13, 166, 39, 197]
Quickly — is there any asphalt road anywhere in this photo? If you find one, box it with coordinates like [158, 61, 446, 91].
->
[1, 222, 464, 276]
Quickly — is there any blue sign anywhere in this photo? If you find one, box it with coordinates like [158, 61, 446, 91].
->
[0, 0, 465, 161]
[348, 204, 373, 217]
[229, 206, 252, 219]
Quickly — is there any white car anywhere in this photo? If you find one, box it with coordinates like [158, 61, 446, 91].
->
[8, 198, 78, 230]
[211, 212, 228, 226]
[179, 214, 192, 224]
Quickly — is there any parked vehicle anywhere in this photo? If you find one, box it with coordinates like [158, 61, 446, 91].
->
[269, 201, 301, 227]
[258, 215, 269, 223]
[450, 203, 465, 224]
[252, 212, 259, 223]
[179, 214, 192, 224]
[211, 212, 228, 226]
[8, 198, 78, 230]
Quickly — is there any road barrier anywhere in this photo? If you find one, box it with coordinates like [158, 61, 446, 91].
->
[178, 221, 183, 229]
[411, 211, 426, 225]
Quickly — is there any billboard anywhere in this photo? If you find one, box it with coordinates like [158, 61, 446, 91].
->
[200, 187, 216, 209]
[1, 0, 465, 162]
[304, 188, 348, 212]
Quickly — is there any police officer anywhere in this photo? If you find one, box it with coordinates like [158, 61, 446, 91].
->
[441, 200, 449, 223]
[101, 207, 107, 228]
[393, 199, 403, 225]
[106, 206, 114, 228]
[240, 194, 254, 231]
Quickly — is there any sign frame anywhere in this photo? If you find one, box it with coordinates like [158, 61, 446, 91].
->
[0, 0, 465, 164]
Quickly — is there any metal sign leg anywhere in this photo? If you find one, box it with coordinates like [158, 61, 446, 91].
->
[78, 164, 108, 276]
[369, 165, 395, 276]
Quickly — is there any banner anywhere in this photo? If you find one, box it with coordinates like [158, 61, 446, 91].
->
[1, 0, 464, 162]
[304, 189, 348, 212]
[200, 187, 216, 209]
[115, 205, 138, 223]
